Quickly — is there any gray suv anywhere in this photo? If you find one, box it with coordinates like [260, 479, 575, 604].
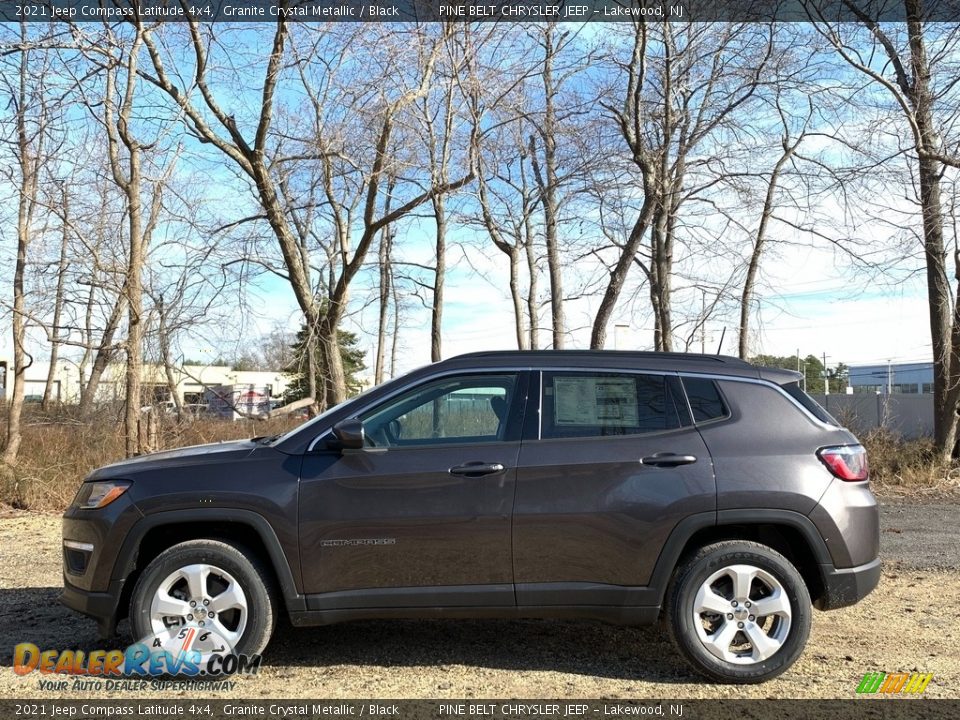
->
[61, 351, 880, 683]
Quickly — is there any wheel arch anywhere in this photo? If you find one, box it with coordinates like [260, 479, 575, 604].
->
[650, 510, 831, 609]
[114, 509, 304, 621]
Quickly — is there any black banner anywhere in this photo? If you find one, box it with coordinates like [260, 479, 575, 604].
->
[2, 700, 959, 720]
[3, 0, 960, 23]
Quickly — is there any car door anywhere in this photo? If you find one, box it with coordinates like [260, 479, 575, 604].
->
[299, 371, 528, 609]
[513, 369, 715, 606]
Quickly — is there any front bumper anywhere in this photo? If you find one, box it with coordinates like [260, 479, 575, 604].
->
[815, 557, 881, 610]
[60, 493, 141, 639]
[60, 577, 126, 638]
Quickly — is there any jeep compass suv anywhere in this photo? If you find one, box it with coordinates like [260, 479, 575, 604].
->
[62, 351, 880, 683]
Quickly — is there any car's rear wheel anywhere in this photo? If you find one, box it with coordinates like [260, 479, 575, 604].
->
[666, 540, 811, 683]
[129, 539, 276, 657]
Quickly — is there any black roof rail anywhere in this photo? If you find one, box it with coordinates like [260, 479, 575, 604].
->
[445, 350, 754, 366]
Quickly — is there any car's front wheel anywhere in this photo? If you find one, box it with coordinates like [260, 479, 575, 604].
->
[129, 539, 276, 657]
[665, 540, 811, 683]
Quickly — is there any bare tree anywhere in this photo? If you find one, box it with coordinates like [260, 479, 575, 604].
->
[476, 137, 540, 350]
[1, 24, 55, 472]
[87, 24, 176, 456]
[530, 24, 566, 349]
[738, 98, 813, 358]
[141, 22, 478, 407]
[595, 22, 775, 350]
[815, 4, 960, 460]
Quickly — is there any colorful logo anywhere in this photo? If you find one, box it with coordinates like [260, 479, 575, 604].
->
[856, 672, 932, 695]
[13, 627, 260, 678]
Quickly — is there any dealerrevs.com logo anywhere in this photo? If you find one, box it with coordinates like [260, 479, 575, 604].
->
[856, 672, 933, 695]
[13, 626, 261, 683]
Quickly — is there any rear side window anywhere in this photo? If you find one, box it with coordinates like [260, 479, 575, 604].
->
[681, 377, 729, 423]
[780, 381, 838, 425]
[541, 372, 684, 439]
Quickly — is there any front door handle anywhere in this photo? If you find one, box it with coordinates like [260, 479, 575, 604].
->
[449, 462, 506, 477]
[641, 453, 698, 467]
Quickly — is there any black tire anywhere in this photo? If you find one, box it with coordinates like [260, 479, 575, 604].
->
[129, 539, 276, 657]
[665, 540, 811, 684]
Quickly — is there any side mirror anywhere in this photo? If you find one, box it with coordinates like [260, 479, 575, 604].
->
[332, 418, 365, 450]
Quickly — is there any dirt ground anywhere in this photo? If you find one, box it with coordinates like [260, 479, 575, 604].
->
[0, 498, 957, 700]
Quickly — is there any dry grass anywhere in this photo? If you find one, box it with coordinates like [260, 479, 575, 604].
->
[860, 427, 960, 492]
[0, 405, 302, 511]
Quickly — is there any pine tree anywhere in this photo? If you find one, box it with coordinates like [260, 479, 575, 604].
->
[283, 324, 366, 404]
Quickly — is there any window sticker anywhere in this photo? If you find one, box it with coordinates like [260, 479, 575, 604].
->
[553, 377, 639, 426]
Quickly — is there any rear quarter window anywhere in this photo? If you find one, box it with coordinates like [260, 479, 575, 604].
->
[780, 381, 838, 425]
[681, 377, 729, 423]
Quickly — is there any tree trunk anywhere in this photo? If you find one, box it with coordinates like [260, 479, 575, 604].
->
[390, 269, 400, 379]
[900, 0, 958, 461]
[3, 28, 40, 473]
[122, 151, 145, 457]
[431, 194, 446, 362]
[534, 26, 564, 349]
[375, 227, 393, 384]
[739, 146, 796, 359]
[158, 299, 184, 418]
[591, 194, 655, 349]
[524, 192, 539, 351]
[3, 182, 29, 471]
[318, 309, 347, 409]
[42, 187, 70, 409]
[78, 296, 126, 417]
[507, 246, 527, 350]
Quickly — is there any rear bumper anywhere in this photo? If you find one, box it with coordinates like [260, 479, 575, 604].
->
[816, 557, 881, 610]
[60, 577, 125, 638]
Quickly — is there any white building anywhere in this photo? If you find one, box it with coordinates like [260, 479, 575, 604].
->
[0, 358, 291, 406]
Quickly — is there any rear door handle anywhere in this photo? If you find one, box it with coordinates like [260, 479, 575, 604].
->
[641, 453, 698, 467]
[449, 462, 506, 477]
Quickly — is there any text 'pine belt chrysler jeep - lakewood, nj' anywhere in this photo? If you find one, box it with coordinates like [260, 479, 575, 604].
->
[61, 351, 880, 683]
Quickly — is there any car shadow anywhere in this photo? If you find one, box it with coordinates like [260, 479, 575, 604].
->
[267, 617, 692, 683]
[0, 587, 107, 666]
[0, 587, 692, 683]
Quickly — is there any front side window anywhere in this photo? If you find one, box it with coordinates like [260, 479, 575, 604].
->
[540, 371, 684, 439]
[359, 374, 518, 447]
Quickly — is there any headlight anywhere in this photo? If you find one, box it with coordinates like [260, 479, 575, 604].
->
[73, 480, 131, 509]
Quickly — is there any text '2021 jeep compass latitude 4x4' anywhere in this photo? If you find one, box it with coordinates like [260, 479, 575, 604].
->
[62, 351, 880, 683]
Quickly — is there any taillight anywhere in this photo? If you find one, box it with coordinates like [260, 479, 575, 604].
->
[817, 445, 869, 481]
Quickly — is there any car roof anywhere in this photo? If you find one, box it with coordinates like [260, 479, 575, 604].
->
[433, 350, 803, 384]
[432, 349, 782, 377]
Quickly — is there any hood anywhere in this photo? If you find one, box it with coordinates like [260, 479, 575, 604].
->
[88, 439, 259, 479]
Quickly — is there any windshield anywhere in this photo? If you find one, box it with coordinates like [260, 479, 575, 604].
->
[781, 381, 839, 426]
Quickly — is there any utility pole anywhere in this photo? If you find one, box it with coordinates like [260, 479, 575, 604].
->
[823, 352, 829, 395]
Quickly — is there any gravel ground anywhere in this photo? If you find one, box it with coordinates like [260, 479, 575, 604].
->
[0, 499, 957, 700]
